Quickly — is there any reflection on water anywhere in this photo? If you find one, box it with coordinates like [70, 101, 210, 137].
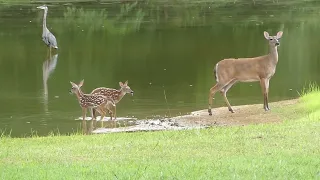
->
[42, 53, 58, 112]
[0, 2, 320, 137]
[75, 116, 137, 132]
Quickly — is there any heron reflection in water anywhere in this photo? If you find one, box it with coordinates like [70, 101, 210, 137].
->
[42, 53, 58, 114]
[37, 5, 58, 56]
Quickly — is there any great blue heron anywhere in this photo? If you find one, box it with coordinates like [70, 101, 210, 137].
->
[37, 5, 58, 55]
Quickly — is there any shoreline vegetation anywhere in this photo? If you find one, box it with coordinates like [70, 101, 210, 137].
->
[0, 84, 320, 178]
[0, 0, 319, 4]
[1, 0, 320, 35]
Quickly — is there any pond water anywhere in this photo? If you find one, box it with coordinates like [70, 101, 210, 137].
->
[1, 2, 320, 137]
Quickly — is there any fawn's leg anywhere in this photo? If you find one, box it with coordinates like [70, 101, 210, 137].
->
[113, 105, 117, 120]
[89, 108, 95, 130]
[92, 108, 98, 120]
[109, 103, 116, 119]
[82, 107, 87, 134]
[90, 108, 97, 129]
[110, 104, 117, 128]
[88, 117, 94, 134]
[96, 107, 106, 128]
[107, 109, 116, 128]
[100, 110, 106, 128]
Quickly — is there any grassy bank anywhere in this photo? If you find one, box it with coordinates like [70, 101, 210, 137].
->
[0, 87, 320, 179]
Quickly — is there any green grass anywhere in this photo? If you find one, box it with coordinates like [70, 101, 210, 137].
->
[1, 87, 320, 179]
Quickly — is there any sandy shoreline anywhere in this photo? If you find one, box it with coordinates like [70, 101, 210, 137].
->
[89, 99, 298, 134]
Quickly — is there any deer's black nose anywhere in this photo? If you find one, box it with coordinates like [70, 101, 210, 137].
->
[276, 42, 280, 46]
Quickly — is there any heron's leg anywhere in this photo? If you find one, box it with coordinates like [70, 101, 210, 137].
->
[46, 48, 49, 58]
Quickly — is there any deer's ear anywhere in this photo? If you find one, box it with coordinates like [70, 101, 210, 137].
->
[276, 31, 283, 39]
[263, 31, 270, 40]
[124, 80, 128, 85]
[70, 81, 77, 87]
[78, 79, 84, 87]
[119, 82, 124, 87]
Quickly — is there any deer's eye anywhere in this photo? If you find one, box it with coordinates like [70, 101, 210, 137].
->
[269, 38, 273, 40]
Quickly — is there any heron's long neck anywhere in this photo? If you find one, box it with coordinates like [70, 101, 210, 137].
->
[42, 9, 48, 32]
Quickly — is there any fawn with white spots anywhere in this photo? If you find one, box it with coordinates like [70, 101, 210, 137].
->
[70, 80, 116, 128]
[88, 80, 134, 120]
[208, 31, 283, 116]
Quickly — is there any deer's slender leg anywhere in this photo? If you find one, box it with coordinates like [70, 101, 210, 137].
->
[220, 80, 237, 113]
[90, 108, 97, 129]
[92, 108, 98, 120]
[101, 109, 107, 128]
[82, 107, 87, 134]
[100, 113, 105, 128]
[208, 83, 225, 116]
[108, 109, 113, 121]
[113, 105, 117, 120]
[106, 102, 116, 128]
[89, 117, 94, 134]
[113, 106, 117, 128]
[90, 108, 95, 120]
[259, 78, 269, 111]
[96, 107, 104, 128]
[265, 78, 270, 111]
[108, 109, 116, 128]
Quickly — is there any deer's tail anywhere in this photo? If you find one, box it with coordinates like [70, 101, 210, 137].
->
[214, 63, 219, 82]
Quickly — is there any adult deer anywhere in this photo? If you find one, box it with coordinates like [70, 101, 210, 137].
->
[89, 80, 134, 120]
[208, 31, 283, 116]
[70, 80, 115, 129]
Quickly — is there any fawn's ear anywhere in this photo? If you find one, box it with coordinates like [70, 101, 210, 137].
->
[70, 81, 77, 87]
[124, 80, 128, 85]
[78, 79, 84, 87]
[276, 31, 283, 39]
[263, 31, 270, 40]
[119, 81, 124, 87]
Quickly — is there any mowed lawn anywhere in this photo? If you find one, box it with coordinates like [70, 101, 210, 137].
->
[0, 90, 320, 179]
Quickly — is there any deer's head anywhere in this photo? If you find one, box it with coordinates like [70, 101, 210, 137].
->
[70, 80, 84, 94]
[264, 31, 283, 47]
[119, 80, 134, 96]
